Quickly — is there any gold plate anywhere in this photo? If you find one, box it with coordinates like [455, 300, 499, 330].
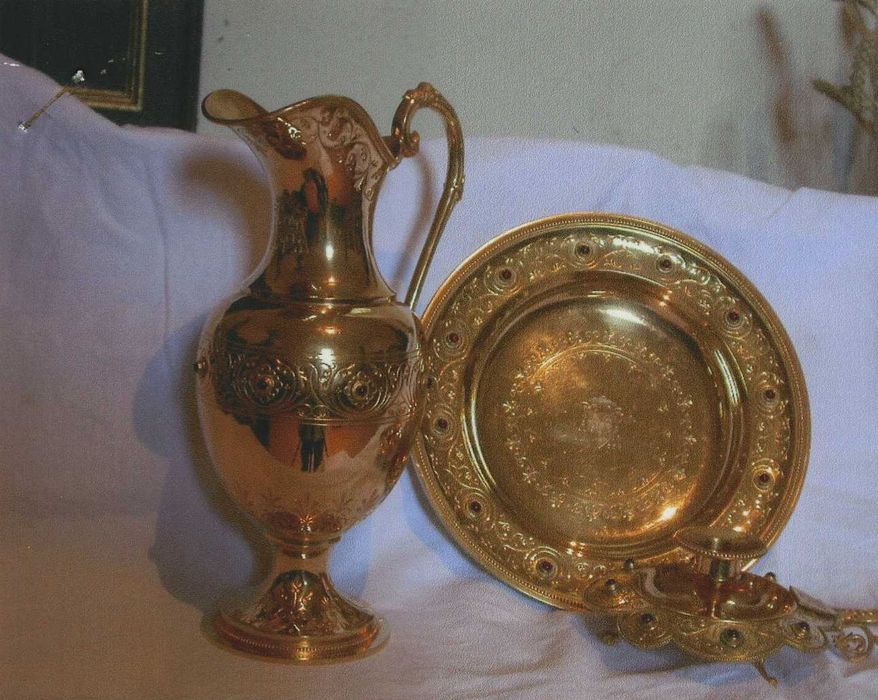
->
[412, 214, 809, 611]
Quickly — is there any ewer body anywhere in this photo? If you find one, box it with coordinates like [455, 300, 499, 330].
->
[195, 84, 463, 661]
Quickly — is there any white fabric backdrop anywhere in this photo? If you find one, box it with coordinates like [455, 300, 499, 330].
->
[1, 58, 876, 698]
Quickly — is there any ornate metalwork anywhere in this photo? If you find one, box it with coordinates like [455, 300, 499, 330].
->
[237, 570, 374, 637]
[583, 526, 878, 686]
[412, 214, 809, 611]
[388, 82, 465, 307]
[197, 83, 463, 662]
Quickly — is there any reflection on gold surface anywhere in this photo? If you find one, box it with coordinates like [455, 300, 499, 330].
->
[195, 83, 463, 661]
[413, 214, 809, 613]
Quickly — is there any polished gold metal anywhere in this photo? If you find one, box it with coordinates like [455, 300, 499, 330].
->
[387, 84, 465, 307]
[582, 525, 878, 685]
[412, 214, 809, 611]
[675, 526, 767, 582]
[195, 83, 463, 661]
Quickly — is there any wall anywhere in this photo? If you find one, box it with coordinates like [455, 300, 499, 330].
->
[198, 1, 852, 190]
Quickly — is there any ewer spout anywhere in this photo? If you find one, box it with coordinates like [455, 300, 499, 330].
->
[202, 89, 398, 301]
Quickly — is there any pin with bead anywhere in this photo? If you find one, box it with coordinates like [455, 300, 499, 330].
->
[18, 69, 85, 132]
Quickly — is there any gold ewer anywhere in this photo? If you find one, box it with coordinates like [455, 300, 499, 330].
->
[194, 84, 463, 661]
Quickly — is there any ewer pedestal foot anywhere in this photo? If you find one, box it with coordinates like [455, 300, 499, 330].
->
[213, 542, 387, 663]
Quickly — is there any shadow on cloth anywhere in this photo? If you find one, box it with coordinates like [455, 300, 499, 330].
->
[134, 316, 269, 613]
[133, 151, 270, 613]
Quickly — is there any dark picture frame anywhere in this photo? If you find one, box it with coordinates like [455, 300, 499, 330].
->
[0, 0, 204, 130]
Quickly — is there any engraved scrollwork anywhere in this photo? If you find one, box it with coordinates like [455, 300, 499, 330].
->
[416, 217, 806, 609]
[204, 342, 423, 425]
[232, 354, 302, 409]
[258, 487, 383, 538]
[832, 629, 874, 659]
[238, 570, 372, 637]
[788, 589, 878, 661]
[669, 618, 785, 661]
[501, 327, 699, 535]
[327, 362, 398, 415]
[617, 609, 673, 649]
[263, 117, 306, 159]
[310, 105, 386, 198]
[484, 260, 522, 294]
[583, 568, 878, 683]
[249, 102, 390, 200]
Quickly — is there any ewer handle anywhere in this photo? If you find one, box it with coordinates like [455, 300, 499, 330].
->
[387, 83, 465, 310]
